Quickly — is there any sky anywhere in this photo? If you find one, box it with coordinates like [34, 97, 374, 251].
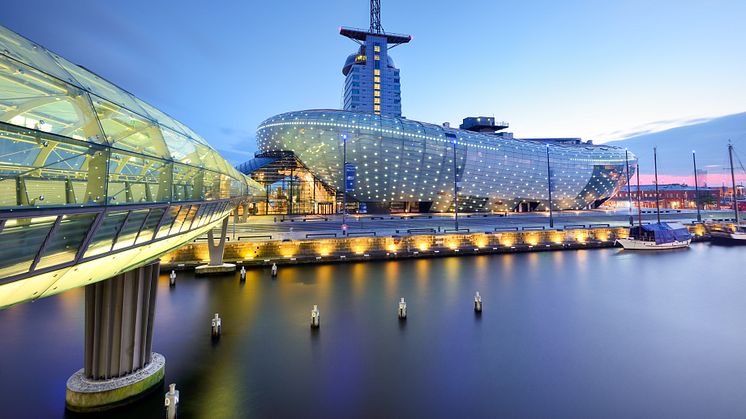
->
[3, 0, 745, 164]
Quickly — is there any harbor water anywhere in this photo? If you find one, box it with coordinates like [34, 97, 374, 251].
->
[1, 243, 745, 418]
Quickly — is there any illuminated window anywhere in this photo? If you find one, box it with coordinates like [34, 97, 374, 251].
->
[374, 54, 380, 60]
[374, 76, 380, 83]
[374, 105, 381, 111]
[374, 45, 381, 52]
[374, 83, 380, 90]
[374, 69, 380, 75]
[374, 91, 380, 97]
[374, 98, 380, 104]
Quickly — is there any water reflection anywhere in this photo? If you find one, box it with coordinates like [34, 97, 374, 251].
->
[2, 244, 746, 418]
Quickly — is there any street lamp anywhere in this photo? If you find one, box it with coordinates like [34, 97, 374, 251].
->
[546, 144, 554, 228]
[452, 136, 459, 231]
[692, 150, 702, 222]
[342, 133, 347, 234]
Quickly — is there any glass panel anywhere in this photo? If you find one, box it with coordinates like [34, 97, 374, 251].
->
[203, 170, 221, 200]
[112, 209, 149, 250]
[193, 203, 208, 227]
[0, 125, 106, 208]
[36, 213, 96, 269]
[135, 208, 164, 244]
[160, 127, 197, 165]
[83, 211, 128, 258]
[0, 27, 79, 86]
[90, 96, 170, 159]
[172, 163, 196, 202]
[220, 174, 231, 199]
[107, 151, 170, 204]
[180, 205, 199, 233]
[0, 56, 104, 142]
[169, 205, 190, 235]
[0, 216, 56, 278]
[53, 56, 150, 118]
[195, 202, 213, 227]
[155, 206, 180, 239]
[132, 98, 189, 136]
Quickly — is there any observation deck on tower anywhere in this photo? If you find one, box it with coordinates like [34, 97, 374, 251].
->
[339, 26, 412, 45]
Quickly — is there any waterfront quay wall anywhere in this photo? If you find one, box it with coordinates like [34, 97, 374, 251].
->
[160, 223, 711, 271]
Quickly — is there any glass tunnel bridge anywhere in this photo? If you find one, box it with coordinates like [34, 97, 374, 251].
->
[0, 26, 264, 308]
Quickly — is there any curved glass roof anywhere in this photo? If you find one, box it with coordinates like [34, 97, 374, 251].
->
[0, 25, 261, 208]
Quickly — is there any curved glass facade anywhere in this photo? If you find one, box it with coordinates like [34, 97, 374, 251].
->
[0, 25, 261, 209]
[0, 25, 267, 307]
[258, 110, 636, 212]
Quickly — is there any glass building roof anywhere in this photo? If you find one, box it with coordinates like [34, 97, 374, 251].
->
[0, 25, 261, 208]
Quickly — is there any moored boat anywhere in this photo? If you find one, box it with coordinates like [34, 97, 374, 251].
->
[616, 223, 692, 250]
[710, 224, 746, 244]
[708, 143, 746, 245]
[618, 147, 691, 250]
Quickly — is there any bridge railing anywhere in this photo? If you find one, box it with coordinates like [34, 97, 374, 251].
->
[0, 197, 244, 307]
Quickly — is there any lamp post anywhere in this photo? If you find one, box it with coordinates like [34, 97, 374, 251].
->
[546, 144, 554, 228]
[452, 136, 459, 231]
[625, 149, 633, 226]
[692, 150, 702, 222]
[342, 133, 347, 235]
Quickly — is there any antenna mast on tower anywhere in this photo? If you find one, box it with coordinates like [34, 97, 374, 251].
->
[370, 0, 383, 33]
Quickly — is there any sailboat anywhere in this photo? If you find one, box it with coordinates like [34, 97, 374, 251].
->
[709, 143, 746, 244]
[616, 147, 692, 250]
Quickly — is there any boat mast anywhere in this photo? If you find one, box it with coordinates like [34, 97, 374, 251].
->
[636, 160, 643, 228]
[625, 149, 633, 226]
[653, 147, 661, 224]
[729, 142, 739, 225]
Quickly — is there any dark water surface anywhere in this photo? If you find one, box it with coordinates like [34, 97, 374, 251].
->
[2, 244, 746, 418]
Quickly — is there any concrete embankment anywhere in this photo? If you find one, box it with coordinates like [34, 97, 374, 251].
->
[160, 223, 713, 272]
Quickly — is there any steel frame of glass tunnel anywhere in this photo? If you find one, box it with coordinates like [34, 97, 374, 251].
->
[0, 199, 238, 284]
[0, 25, 264, 307]
[0, 25, 260, 211]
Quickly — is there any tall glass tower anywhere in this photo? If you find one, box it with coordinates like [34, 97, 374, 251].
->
[340, 1, 410, 117]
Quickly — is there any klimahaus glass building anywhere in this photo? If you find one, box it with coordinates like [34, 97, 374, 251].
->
[255, 110, 635, 213]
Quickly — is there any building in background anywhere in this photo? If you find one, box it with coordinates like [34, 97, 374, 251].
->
[254, 111, 633, 214]
[695, 169, 708, 187]
[239, 1, 635, 215]
[340, 1, 410, 116]
[606, 184, 722, 210]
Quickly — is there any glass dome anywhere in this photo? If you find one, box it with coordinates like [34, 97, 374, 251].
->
[0, 25, 262, 209]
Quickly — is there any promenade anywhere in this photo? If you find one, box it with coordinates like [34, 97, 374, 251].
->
[210, 209, 731, 242]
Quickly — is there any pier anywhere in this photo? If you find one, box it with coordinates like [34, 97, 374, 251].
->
[160, 214, 720, 271]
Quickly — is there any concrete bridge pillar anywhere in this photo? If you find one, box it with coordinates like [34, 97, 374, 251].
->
[196, 216, 235, 274]
[65, 261, 165, 412]
[240, 202, 250, 223]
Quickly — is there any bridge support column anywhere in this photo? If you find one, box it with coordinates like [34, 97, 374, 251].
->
[240, 202, 250, 223]
[65, 261, 165, 412]
[196, 216, 235, 275]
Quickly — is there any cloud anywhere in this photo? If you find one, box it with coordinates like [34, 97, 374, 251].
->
[595, 114, 725, 142]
